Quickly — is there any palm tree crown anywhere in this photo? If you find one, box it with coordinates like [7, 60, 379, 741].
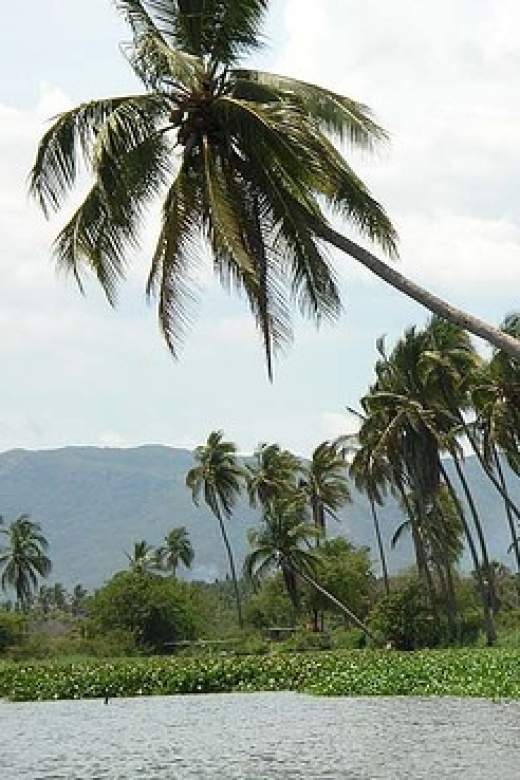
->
[30, 0, 398, 378]
[31, 1, 520, 365]
[0, 514, 52, 609]
[186, 429, 245, 626]
[157, 526, 195, 575]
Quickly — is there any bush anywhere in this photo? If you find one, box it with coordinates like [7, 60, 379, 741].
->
[368, 583, 442, 650]
[330, 628, 367, 650]
[87, 572, 196, 653]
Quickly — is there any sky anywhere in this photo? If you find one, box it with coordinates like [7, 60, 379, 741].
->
[0, 0, 519, 458]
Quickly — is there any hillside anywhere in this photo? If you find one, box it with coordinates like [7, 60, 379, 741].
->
[0, 446, 518, 591]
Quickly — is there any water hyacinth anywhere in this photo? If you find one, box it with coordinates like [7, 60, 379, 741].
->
[1, 649, 519, 702]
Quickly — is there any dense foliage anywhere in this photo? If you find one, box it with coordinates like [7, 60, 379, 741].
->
[87, 571, 196, 652]
[1, 648, 519, 702]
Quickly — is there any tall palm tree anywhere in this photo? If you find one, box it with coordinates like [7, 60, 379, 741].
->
[473, 313, 520, 582]
[298, 440, 351, 536]
[345, 430, 392, 596]
[422, 315, 520, 554]
[298, 439, 351, 630]
[157, 526, 194, 575]
[186, 430, 244, 627]
[30, 1, 520, 367]
[367, 323, 499, 643]
[0, 514, 52, 610]
[475, 313, 520, 476]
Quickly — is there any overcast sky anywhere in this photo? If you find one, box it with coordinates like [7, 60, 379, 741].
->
[0, 0, 518, 457]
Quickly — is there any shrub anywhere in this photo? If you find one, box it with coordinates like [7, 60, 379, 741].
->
[368, 583, 442, 650]
[0, 611, 27, 653]
[87, 572, 196, 653]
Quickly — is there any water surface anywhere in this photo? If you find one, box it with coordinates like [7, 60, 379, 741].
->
[2, 692, 519, 778]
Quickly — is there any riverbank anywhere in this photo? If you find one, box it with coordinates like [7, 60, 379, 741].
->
[1, 647, 519, 701]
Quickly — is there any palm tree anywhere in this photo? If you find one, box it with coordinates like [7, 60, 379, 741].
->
[71, 583, 89, 616]
[244, 494, 319, 610]
[365, 323, 499, 644]
[125, 539, 160, 573]
[473, 313, 520, 584]
[422, 315, 520, 564]
[244, 493, 380, 641]
[30, 1, 520, 369]
[186, 430, 244, 627]
[298, 440, 351, 536]
[344, 428, 392, 596]
[157, 526, 194, 575]
[298, 439, 351, 630]
[0, 514, 52, 610]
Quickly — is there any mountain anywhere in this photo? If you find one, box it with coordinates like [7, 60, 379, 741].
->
[0, 446, 518, 592]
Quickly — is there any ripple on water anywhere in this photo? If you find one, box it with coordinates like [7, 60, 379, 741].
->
[1, 693, 519, 779]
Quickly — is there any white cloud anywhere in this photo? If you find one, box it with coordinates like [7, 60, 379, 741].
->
[274, 0, 520, 297]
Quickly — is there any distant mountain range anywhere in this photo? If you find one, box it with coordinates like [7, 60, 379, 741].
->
[0, 446, 518, 592]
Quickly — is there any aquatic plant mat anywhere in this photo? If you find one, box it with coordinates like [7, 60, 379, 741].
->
[1, 649, 519, 701]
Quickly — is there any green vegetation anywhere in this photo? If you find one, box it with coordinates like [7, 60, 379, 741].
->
[1, 648, 519, 702]
[1, 318, 518, 699]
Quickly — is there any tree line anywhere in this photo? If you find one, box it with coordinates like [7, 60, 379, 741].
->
[1, 313, 518, 651]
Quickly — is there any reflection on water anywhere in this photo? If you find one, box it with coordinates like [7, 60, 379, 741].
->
[1, 692, 519, 779]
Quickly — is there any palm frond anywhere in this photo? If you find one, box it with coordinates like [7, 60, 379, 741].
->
[30, 95, 168, 216]
[119, 1, 268, 63]
[129, 30, 204, 90]
[234, 69, 388, 148]
[147, 164, 204, 357]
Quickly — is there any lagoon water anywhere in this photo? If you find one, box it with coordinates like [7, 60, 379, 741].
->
[1, 692, 519, 779]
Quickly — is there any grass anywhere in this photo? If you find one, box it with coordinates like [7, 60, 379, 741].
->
[1, 647, 519, 702]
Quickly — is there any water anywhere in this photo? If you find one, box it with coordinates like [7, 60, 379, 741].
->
[1, 692, 519, 779]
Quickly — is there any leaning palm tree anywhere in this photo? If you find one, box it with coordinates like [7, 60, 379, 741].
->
[30, 0, 520, 369]
[244, 494, 319, 610]
[0, 514, 52, 610]
[186, 430, 244, 627]
[244, 493, 380, 641]
[157, 526, 194, 575]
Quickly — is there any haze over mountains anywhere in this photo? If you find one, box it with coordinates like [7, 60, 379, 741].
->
[0, 446, 518, 592]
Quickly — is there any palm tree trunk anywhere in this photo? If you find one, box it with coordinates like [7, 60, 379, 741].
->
[215, 508, 244, 630]
[492, 445, 520, 573]
[395, 479, 440, 622]
[314, 222, 520, 360]
[439, 462, 497, 645]
[370, 497, 390, 596]
[450, 455, 499, 613]
[457, 416, 520, 523]
[283, 557, 383, 645]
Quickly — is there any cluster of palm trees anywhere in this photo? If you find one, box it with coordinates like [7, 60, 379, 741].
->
[344, 314, 520, 646]
[187, 312, 518, 645]
[186, 431, 378, 638]
[126, 526, 194, 576]
[0, 514, 52, 611]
